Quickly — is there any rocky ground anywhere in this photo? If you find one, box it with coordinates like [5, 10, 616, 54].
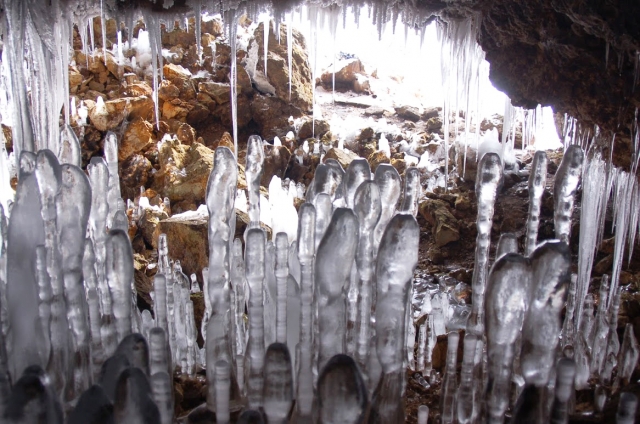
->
[7, 13, 635, 421]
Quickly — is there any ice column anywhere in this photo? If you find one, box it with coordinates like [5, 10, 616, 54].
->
[400, 167, 421, 217]
[525, 151, 547, 256]
[553, 145, 584, 245]
[485, 253, 531, 423]
[353, 181, 381, 370]
[57, 164, 92, 395]
[245, 228, 267, 409]
[275, 233, 289, 344]
[58, 125, 82, 168]
[6, 152, 44, 379]
[263, 343, 293, 424]
[317, 354, 368, 424]
[245, 135, 264, 227]
[440, 332, 460, 424]
[521, 241, 571, 386]
[106, 230, 133, 343]
[295, 203, 316, 419]
[343, 158, 371, 209]
[372, 213, 419, 423]
[205, 146, 240, 408]
[316, 208, 359, 369]
[550, 358, 576, 424]
[372, 164, 401, 254]
[467, 152, 502, 337]
[456, 333, 478, 424]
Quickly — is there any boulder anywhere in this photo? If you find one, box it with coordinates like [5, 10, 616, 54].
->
[252, 21, 313, 111]
[163, 63, 195, 100]
[364, 106, 385, 117]
[320, 58, 364, 89]
[324, 148, 359, 169]
[163, 142, 214, 204]
[298, 118, 330, 140]
[139, 207, 169, 249]
[120, 117, 155, 161]
[421, 107, 440, 121]
[120, 154, 153, 200]
[198, 81, 230, 104]
[368, 150, 390, 172]
[419, 199, 460, 247]
[250, 95, 300, 141]
[262, 144, 292, 187]
[395, 105, 421, 122]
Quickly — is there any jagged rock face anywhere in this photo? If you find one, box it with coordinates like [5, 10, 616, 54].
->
[478, 0, 640, 154]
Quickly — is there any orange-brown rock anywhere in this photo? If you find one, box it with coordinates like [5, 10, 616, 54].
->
[120, 117, 155, 161]
[419, 199, 460, 247]
[368, 150, 391, 172]
[324, 148, 359, 169]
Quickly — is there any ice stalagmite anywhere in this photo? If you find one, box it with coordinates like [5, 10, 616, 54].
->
[317, 354, 368, 424]
[88, 157, 117, 357]
[616, 392, 638, 424]
[58, 125, 82, 168]
[485, 253, 530, 424]
[440, 332, 460, 424]
[496, 233, 518, 259]
[245, 228, 267, 409]
[68, 385, 113, 424]
[245, 135, 264, 227]
[314, 162, 344, 201]
[230, 239, 246, 375]
[343, 158, 371, 209]
[35, 246, 52, 373]
[215, 360, 231, 424]
[313, 193, 332, 249]
[400, 167, 421, 216]
[372, 164, 401, 254]
[115, 334, 150, 377]
[467, 152, 502, 337]
[553, 145, 584, 245]
[106, 230, 134, 345]
[4, 366, 63, 424]
[521, 241, 571, 386]
[316, 208, 359, 370]
[295, 203, 316, 420]
[353, 181, 381, 370]
[6, 152, 44, 379]
[550, 358, 576, 424]
[35, 150, 71, 398]
[617, 323, 639, 386]
[205, 146, 240, 409]
[263, 343, 293, 424]
[149, 327, 170, 378]
[113, 367, 161, 423]
[372, 213, 419, 424]
[525, 151, 547, 256]
[275, 233, 289, 344]
[591, 275, 611, 377]
[456, 333, 478, 423]
[151, 371, 174, 424]
[83, 239, 103, 380]
[57, 164, 92, 395]
[104, 131, 121, 228]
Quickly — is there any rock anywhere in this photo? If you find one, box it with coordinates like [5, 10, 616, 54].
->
[158, 80, 181, 102]
[134, 254, 153, 306]
[163, 142, 214, 204]
[395, 105, 421, 122]
[128, 82, 153, 97]
[87, 98, 127, 131]
[391, 158, 407, 175]
[324, 148, 359, 169]
[249, 95, 300, 141]
[198, 81, 230, 104]
[158, 213, 209, 286]
[364, 106, 385, 117]
[426, 116, 443, 132]
[163, 64, 195, 100]
[320, 58, 364, 89]
[176, 122, 197, 145]
[298, 118, 330, 140]
[120, 154, 153, 200]
[253, 22, 313, 111]
[162, 99, 190, 121]
[158, 208, 271, 287]
[419, 199, 461, 247]
[353, 74, 371, 94]
[262, 145, 292, 187]
[368, 151, 391, 172]
[69, 67, 83, 93]
[421, 107, 440, 121]
[139, 207, 169, 249]
[120, 117, 155, 161]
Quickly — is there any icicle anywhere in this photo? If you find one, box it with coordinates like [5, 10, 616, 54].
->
[104, 131, 121, 229]
[525, 151, 548, 256]
[553, 145, 584, 245]
[263, 18, 269, 78]
[617, 323, 640, 386]
[246, 135, 264, 227]
[287, 17, 293, 101]
[372, 164, 401, 255]
[616, 393, 638, 424]
[467, 153, 502, 337]
[225, 9, 240, 156]
[195, 0, 202, 64]
[418, 405, 429, 424]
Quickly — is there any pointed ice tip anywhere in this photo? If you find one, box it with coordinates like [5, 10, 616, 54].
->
[115, 333, 150, 376]
[376, 213, 419, 291]
[297, 203, 316, 260]
[35, 149, 62, 191]
[318, 354, 368, 423]
[563, 144, 585, 167]
[247, 135, 265, 160]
